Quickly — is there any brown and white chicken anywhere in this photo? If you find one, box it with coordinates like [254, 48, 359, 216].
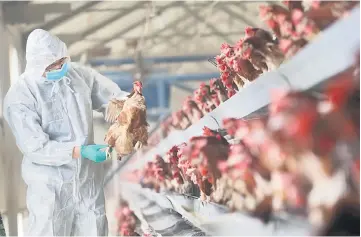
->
[105, 81, 149, 159]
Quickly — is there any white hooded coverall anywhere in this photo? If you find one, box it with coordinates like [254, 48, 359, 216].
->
[3, 29, 129, 236]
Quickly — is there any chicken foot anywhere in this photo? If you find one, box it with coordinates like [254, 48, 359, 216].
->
[199, 192, 211, 206]
[134, 141, 143, 150]
[104, 146, 122, 161]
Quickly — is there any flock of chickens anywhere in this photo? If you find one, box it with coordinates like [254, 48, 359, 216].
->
[115, 202, 139, 236]
[131, 54, 359, 234]
[148, 0, 358, 148]
[111, 1, 360, 236]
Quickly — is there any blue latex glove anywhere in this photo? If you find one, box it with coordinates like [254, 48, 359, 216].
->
[80, 145, 108, 163]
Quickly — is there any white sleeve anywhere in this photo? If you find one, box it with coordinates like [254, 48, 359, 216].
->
[89, 68, 129, 115]
[4, 95, 74, 166]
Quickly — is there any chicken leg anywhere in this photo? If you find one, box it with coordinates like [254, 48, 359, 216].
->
[134, 141, 143, 150]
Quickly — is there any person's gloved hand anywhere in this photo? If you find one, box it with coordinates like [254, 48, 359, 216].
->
[80, 145, 108, 163]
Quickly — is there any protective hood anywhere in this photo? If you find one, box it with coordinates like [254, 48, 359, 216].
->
[25, 29, 68, 78]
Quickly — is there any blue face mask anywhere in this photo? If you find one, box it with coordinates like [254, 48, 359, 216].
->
[45, 62, 69, 81]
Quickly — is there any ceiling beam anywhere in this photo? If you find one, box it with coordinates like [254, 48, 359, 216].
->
[218, 5, 258, 27]
[90, 30, 242, 43]
[147, 9, 207, 54]
[182, 4, 233, 43]
[3, 2, 72, 24]
[89, 54, 215, 66]
[148, 18, 199, 51]
[83, 3, 210, 12]
[148, 3, 222, 53]
[147, 2, 224, 52]
[84, 11, 189, 43]
[157, 31, 244, 40]
[68, 1, 149, 47]
[142, 1, 236, 44]
[73, 1, 183, 58]
[86, 10, 192, 58]
[25, 1, 100, 35]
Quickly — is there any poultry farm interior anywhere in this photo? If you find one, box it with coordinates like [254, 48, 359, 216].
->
[106, 2, 361, 236]
[0, 1, 359, 236]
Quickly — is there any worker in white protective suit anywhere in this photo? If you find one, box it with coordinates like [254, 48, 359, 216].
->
[3, 29, 129, 236]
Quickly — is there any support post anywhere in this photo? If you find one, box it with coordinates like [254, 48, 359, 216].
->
[156, 80, 166, 109]
[0, 4, 18, 235]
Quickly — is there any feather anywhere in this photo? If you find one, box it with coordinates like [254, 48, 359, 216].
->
[104, 81, 149, 157]
[105, 99, 125, 123]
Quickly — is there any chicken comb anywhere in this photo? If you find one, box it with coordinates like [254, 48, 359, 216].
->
[282, 0, 289, 6]
[220, 42, 231, 51]
[279, 39, 293, 53]
[227, 89, 236, 98]
[245, 26, 253, 35]
[215, 134, 222, 141]
[199, 166, 208, 176]
[291, 9, 304, 24]
[311, 0, 320, 9]
[276, 14, 287, 23]
[209, 78, 217, 88]
[169, 145, 179, 154]
[266, 18, 277, 29]
[215, 55, 223, 64]
[326, 74, 355, 108]
[242, 47, 252, 59]
[202, 126, 215, 136]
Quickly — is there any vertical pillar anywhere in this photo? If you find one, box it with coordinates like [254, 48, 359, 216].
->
[0, 3, 18, 236]
[156, 79, 166, 109]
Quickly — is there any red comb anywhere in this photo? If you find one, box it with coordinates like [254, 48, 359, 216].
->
[202, 126, 214, 136]
[220, 43, 231, 51]
[311, 0, 320, 9]
[215, 55, 224, 64]
[199, 166, 208, 176]
[282, 0, 289, 6]
[279, 39, 293, 53]
[218, 63, 227, 72]
[266, 18, 277, 29]
[242, 47, 252, 59]
[169, 145, 179, 153]
[276, 14, 287, 23]
[209, 78, 217, 88]
[292, 9, 304, 24]
[245, 26, 253, 35]
[227, 89, 236, 98]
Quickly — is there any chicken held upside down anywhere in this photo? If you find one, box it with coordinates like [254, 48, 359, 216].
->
[105, 81, 149, 160]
